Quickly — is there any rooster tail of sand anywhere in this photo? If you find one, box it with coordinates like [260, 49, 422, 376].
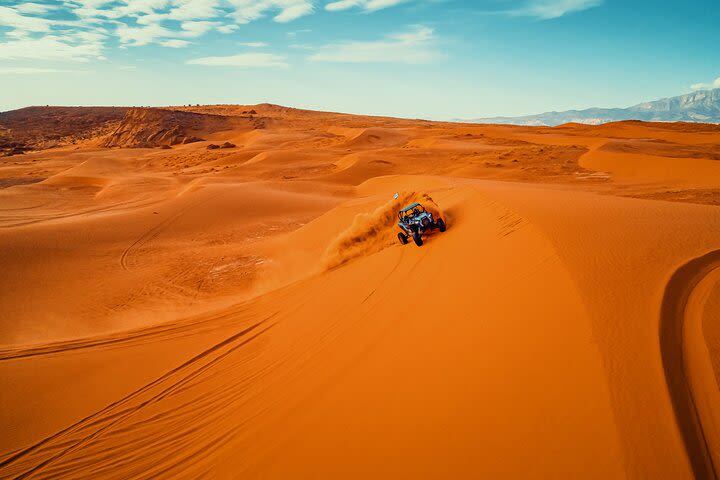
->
[322, 192, 443, 269]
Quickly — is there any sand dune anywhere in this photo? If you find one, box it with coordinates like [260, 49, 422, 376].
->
[1, 105, 719, 478]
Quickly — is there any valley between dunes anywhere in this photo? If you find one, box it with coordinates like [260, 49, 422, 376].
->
[0, 105, 719, 479]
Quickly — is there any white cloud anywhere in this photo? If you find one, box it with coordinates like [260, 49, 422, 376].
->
[508, 0, 603, 19]
[115, 23, 175, 46]
[274, 2, 314, 21]
[166, 0, 220, 21]
[110, 0, 171, 19]
[325, 0, 362, 11]
[0, 34, 105, 61]
[287, 28, 312, 37]
[227, 0, 314, 23]
[217, 24, 239, 33]
[0, 5, 54, 33]
[114, 20, 217, 46]
[180, 21, 218, 37]
[160, 39, 191, 48]
[238, 42, 268, 47]
[325, 0, 409, 12]
[690, 77, 720, 91]
[309, 25, 441, 64]
[187, 52, 289, 67]
[0, 67, 61, 74]
[0, 0, 316, 59]
[14, 3, 56, 14]
[0, 4, 106, 60]
[0, 0, 442, 63]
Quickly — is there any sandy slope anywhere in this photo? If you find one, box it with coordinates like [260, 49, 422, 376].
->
[0, 106, 719, 478]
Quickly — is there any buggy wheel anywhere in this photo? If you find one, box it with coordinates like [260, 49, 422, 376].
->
[412, 231, 423, 246]
[436, 218, 446, 232]
[397, 232, 408, 245]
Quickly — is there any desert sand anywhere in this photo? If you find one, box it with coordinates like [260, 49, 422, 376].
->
[0, 105, 719, 478]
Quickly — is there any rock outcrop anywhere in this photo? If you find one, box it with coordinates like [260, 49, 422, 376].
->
[0, 106, 128, 153]
[101, 108, 234, 148]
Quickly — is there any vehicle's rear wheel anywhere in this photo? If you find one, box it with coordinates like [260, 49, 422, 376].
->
[397, 232, 408, 245]
[412, 231, 423, 246]
[436, 218, 446, 232]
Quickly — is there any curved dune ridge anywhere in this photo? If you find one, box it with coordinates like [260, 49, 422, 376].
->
[0, 105, 719, 478]
[661, 251, 720, 478]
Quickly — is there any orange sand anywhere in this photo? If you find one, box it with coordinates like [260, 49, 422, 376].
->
[0, 106, 719, 478]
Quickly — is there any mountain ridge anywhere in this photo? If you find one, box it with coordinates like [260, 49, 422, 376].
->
[459, 88, 720, 126]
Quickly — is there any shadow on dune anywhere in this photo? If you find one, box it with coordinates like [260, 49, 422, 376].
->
[659, 249, 720, 480]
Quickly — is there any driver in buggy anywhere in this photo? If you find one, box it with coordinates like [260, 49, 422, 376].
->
[396, 202, 446, 247]
[401, 207, 421, 226]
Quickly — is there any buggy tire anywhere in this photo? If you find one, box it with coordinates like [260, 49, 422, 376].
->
[436, 218, 446, 232]
[398, 232, 408, 245]
[412, 232, 423, 247]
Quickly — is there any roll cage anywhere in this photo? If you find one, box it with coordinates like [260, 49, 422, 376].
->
[398, 203, 426, 221]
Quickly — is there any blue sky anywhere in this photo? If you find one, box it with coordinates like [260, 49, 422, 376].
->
[0, 0, 718, 119]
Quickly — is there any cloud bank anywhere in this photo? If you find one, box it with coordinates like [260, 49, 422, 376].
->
[309, 25, 440, 64]
[187, 52, 289, 67]
[691, 77, 720, 91]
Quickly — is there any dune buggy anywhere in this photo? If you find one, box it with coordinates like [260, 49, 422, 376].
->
[397, 203, 446, 247]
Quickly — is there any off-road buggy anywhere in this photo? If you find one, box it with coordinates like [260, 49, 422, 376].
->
[397, 203, 446, 247]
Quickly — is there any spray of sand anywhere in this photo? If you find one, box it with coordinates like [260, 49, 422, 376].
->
[323, 192, 442, 269]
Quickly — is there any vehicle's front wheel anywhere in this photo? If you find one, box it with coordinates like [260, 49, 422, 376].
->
[412, 231, 423, 246]
[397, 232, 408, 245]
[436, 218, 446, 232]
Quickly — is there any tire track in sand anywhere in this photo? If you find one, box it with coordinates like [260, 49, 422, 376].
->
[119, 206, 193, 271]
[660, 250, 720, 480]
[0, 313, 277, 478]
[119, 190, 223, 271]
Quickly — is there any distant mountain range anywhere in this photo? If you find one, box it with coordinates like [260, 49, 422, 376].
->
[459, 88, 720, 126]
